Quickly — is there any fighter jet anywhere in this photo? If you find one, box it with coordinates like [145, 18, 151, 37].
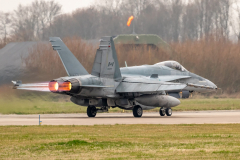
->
[12, 36, 217, 117]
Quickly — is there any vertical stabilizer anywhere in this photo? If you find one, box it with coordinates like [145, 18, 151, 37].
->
[49, 37, 89, 76]
[91, 37, 122, 80]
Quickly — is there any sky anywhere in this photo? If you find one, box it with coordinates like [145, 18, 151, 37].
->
[0, 0, 95, 13]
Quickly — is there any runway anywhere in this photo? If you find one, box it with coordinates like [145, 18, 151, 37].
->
[0, 110, 240, 125]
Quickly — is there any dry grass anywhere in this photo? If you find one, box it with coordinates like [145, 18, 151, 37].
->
[0, 124, 240, 159]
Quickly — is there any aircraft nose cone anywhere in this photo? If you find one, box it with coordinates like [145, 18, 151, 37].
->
[207, 80, 217, 89]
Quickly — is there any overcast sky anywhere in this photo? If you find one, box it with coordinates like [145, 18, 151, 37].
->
[0, 0, 95, 13]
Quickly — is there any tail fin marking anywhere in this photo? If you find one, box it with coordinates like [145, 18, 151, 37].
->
[91, 37, 122, 80]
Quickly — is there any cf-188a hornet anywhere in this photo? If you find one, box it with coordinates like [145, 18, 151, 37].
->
[12, 36, 217, 117]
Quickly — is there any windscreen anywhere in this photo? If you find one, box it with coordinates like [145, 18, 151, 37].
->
[155, 61, 187, 72]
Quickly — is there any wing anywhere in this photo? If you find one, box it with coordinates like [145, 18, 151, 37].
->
[116, 81, 186, 93]
[122, 75, 191, 83]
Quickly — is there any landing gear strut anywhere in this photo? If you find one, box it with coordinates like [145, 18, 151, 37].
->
[159, 108, 172, 116]
[87, 105, 97, 117]
[133, 105, 142, 117]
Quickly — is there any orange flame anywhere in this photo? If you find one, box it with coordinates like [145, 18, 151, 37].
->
[127, 16, 134, 27]
[59, 82, 72, 92]
[49, 81, 72, 92]
[49, 81, 59, 92]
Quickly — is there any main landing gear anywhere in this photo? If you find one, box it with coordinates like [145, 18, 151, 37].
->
[87, 106, 110, 117]
[133, 105, 143, 117]
[87, 105, 97, 117]
[159, 107, 172, 116]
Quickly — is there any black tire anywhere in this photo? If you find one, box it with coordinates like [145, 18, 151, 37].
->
[133, 105, 142, 117]
[87, 106, 97, 117]
[166, 108, 172, 116]
[159, 108, 166, 116]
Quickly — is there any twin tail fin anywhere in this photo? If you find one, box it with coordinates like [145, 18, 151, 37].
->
[49, 37, 89, 76]
[91, 36, 122, 80]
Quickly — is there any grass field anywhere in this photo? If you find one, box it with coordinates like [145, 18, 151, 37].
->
[0, 95, 240, 114]
[0, 124, 240, 159]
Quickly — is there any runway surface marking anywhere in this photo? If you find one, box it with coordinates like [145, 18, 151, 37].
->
[0, 110, 240, 125]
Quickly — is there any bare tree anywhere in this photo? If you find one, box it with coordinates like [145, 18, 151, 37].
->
[0, 12, 11, 44]
[11, 0, 61, 41]
[230, 0, 240, 42]
[1, 0, 236, 42]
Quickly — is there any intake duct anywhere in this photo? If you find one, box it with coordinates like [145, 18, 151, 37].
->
[182, 90, 190, 99]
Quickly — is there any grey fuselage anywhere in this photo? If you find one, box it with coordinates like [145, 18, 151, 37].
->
[121, 64, 217, 93]
[57, 64, 216, 100]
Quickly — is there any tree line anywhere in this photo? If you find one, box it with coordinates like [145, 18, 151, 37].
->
[1, 0, 240, 44]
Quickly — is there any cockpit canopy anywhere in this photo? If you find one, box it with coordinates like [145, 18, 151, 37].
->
[154, 61, 188, 72]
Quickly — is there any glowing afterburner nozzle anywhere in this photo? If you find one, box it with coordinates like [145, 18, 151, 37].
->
[49, 81, 59, 92]
[59, 82, 72, 92]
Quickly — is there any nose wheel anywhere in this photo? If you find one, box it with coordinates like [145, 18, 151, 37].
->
[166, 108, 172, 116]
[133, 105, 143, 117]
[159, 108, 172, 116]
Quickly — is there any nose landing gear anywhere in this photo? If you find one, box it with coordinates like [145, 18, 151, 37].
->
[159, 108, 172, 116]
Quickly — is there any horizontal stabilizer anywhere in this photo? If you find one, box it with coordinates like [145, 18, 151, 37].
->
[49, 37, 89, 76]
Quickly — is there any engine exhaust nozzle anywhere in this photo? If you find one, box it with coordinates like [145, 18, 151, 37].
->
[48, 81, 59, 92]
